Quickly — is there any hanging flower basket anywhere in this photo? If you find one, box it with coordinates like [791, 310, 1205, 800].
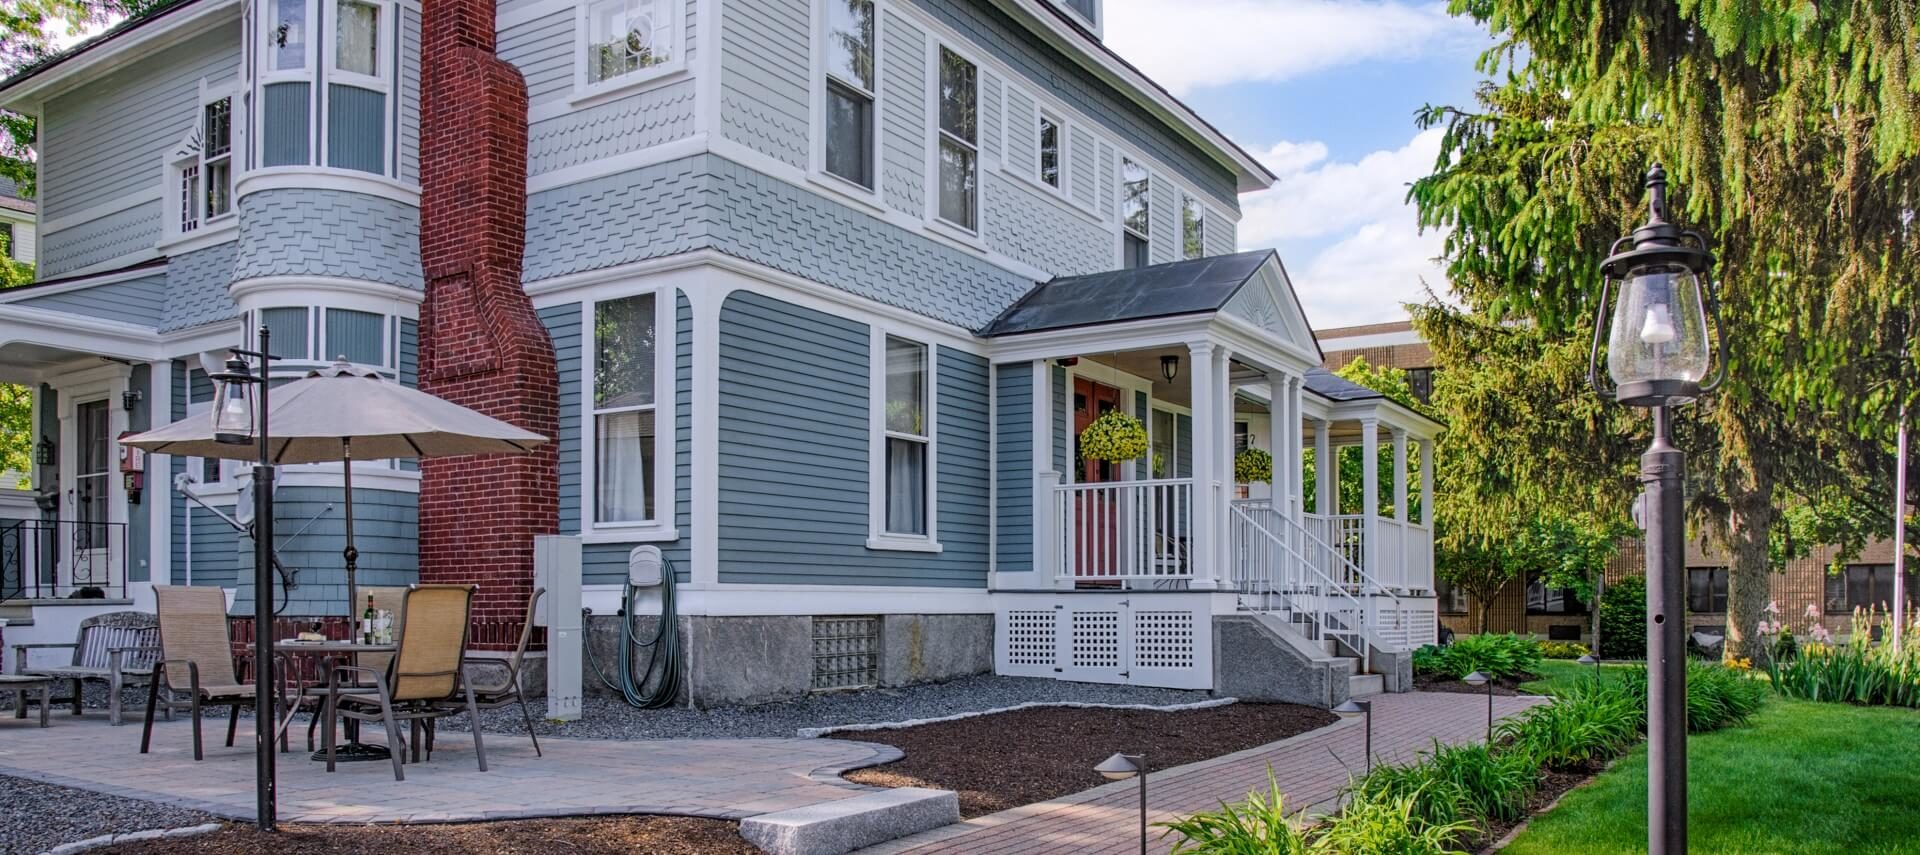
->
[1079, 410, 1149, 462]
[1235, 447, 1274, 483]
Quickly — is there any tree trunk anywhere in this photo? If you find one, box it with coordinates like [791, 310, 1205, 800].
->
[1723, 486, 1778, 660]
[1477, 595, 1494, 634]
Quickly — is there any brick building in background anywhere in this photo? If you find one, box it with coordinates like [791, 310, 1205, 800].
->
[1318, 320, 1915, 645]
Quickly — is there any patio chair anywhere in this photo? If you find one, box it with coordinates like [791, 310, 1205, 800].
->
[322, 584, 486, 781]
[13, 610, 162, 726]
[447, 587, 544, 757]
[141, 586, 259, 761]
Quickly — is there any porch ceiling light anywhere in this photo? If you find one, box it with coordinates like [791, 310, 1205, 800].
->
[1587, 164, 1724, 408]
[1160, 354, 1180, 384]
[210, 354, 259, 445]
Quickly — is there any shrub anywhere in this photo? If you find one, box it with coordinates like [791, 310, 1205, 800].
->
[1616, 661, 1767, 732]
[1411, 644, 1449, 676]
[1161, 771, 1313, 854]
[1346, 741, 1536, 829]
[1499, 677, 1643, 770]
[1598, 576, 1646, 659]
[1312, 791, 1473, 855]
[1437, 633, 1543, 679]
[1765, 610, 1920, 708]
[1538, 640, 1590, 660]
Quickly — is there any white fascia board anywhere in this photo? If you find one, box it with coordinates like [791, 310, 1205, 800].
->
[1321, 398, 1445, 440]
[0, 0, 243, 111]
[985, 314, 1213, 364]
[0, 304, 163, 361]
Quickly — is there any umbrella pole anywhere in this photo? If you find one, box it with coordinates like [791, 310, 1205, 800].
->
[344, 437, 358, 637]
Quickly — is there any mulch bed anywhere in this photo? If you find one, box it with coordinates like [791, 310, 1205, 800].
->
[95, 817, 757, 854]
[1471, 760, 1607, 853]
[833, 702, 1337, 818]
[1414, 672, 1533, 696]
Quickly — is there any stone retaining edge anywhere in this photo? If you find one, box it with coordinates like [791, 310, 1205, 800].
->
[43, 822, 225, 855]
[795, 697, 1240, 738]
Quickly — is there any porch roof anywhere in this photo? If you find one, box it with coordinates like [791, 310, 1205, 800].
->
[1303, 367, 1383, 402]
[980, 250, 1312, 349]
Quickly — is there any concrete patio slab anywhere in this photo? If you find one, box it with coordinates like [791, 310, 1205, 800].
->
[742, 787, 959, 855]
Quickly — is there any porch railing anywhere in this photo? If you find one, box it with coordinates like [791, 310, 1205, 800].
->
[1228, 503, 1371, 669]
[1051, 478, 1194, 583]
[1306, 514, 1366, 579]
[1, 518, 130, 601]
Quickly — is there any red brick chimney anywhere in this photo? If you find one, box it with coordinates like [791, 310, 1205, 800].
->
[416, 0, 558, 634]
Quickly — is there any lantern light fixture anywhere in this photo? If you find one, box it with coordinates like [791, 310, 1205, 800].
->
[1160, 354, 1181, 384]
[211, 354, 259, 446]
[1588, 164, 1725, 408]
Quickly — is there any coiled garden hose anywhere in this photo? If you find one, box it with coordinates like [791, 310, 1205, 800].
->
[582, 556, 683, 709]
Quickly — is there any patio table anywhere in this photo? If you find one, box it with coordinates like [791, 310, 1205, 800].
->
[274, 640, 396, 762]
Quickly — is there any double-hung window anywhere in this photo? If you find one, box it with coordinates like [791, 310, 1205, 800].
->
[582, 0, 680, 91]
[1687, 566, 1729, 613]
[1149, 408, 1180, 479]
[1037, 112, 1061, 190]
[874, 334, 935, 546]
[935, 46, 978, 231]
[822, 0, 877, 189]
[592, 294, 662, 527]
[1120, 157, 1150, 268]
[1181, 194, 1205, 260]
[173, 93, 234, 234]
[326, 0, 391, 174]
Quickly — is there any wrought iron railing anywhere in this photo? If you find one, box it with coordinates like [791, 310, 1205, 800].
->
[1, 517, 130, 601]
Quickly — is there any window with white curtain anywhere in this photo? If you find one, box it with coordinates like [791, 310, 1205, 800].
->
[823, 0, 877, 189]
[935, 46, 977, 231]
[1121, 157, 1150, 268]
[880, 335, 930, 538]
[1181, 193, 1205, 260]
[336, 0, 380, 76]
[593, 294, 658, 525]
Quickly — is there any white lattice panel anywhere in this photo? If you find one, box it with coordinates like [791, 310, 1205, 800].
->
[1005, 610, 1058, 667]
[1133, 610, 1197, 669]
[1069, 610, 1123, 669]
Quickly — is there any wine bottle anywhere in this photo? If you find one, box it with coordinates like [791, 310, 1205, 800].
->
[362, 594, 376, 645]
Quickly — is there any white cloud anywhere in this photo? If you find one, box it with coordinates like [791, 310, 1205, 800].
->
[1104, 0, 1483, 95]
[1241, 128, 1451, 328]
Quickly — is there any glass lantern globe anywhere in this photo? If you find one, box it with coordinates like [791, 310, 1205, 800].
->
[211, 356, 258, 445]
[1605, 261, 1711, 406]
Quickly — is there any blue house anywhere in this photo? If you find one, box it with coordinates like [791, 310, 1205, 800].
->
[0, 0, 1440, 707]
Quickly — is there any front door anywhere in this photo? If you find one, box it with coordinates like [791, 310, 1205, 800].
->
[1072, 379, 1124, 582]
[71, 399, 112, 590]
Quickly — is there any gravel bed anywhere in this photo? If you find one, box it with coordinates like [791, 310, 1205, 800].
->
[437, 675, 1215, 740]
[0, 774, 220, 855]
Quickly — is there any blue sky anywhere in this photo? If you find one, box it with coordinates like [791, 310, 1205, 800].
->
[1106, 0, 1496, 328]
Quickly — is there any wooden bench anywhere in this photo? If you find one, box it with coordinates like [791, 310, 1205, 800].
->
[13, 611, 162, 726]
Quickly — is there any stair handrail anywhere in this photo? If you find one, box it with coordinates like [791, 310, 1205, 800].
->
[1239, 502, 1416, 653]
[1230, 503, 1374, 669]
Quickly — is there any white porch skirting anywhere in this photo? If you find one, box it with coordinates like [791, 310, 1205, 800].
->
[994, 591, 1215, 690]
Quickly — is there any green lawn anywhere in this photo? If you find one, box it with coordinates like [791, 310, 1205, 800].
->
[1519, 659, 1636, 695]
[1501, 697, 1920, 854]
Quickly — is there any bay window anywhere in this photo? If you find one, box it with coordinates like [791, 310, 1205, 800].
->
[873, 333, 936, 547]
[325, 0, 391, 174]
[1121, 157, 1149, 268]
[935, 46, 978, 231]
[592, 293, 661, 526]
[823, 0, 877, 189]
[270, 0, 309, 71]
[583, 0, 679, 89]
[1181, 193, 1205, 260]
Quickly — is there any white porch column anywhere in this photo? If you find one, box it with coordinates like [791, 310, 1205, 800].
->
[1419, 437, 1435, 526]
[1361, 417, 1380, 582]
[1030, 361, 1060, 588]
[1264, 371, 1287, 509]
[1313, 418, 1333, 515]
[1187, 342, 1218, 589]
[1392, 427, 1410, 590]
[1290, 376, 1306, 522]
[1212, 346, 1235, 589]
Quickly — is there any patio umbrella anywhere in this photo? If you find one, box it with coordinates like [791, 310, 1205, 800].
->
[123, 359, 548, 616]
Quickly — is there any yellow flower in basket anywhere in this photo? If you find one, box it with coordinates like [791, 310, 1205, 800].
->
[1078, 410, 1148, 462]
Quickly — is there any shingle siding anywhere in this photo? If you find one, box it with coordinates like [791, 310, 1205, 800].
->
[527, 81, 698, 176]
[716, 290, 988, 587]
[720, 0, 811, 169]
[161, 240, 239, 332]
[36, 202, 161, 279]
[880, 12, 928, 217]
[232, 188, 422, 289]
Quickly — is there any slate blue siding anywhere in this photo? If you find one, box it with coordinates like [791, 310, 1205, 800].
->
[497, 4, 573, 104]
[325, 308, 385, 365]
[1176, 413, 1193, 478]
[16, 273, 167, 325]
[233, 189, 423, 289]
[983, 172, 1110, 276]
[715, 291, 988, 587]
[125, 365, 151, 583]
[993, 362, 1032, 574]
[326, 85, 387, 174]
[262, 82, 313, 167]
[1205, 211, 1236, 258]
[898, 0, 1237, 206]
[528, 82, 697, 176]
[161, 241, 239, 332]
[538, 296, 692, 586]
[880, 12, 928, 217]
[720, 0, 810, 169]
[398, 319, 419, 386]
[1051, 364, 1066, 469]
[185, 506, 241, 590]
[37, 23, 239, 273]
[399, 6, 422, 184]
[233, 485, 419, 615]
[169, 362, 187, 584]
[1150, 176, 1177, 264]
[261, 307, 311, 361]
[36, 204, 161, 279]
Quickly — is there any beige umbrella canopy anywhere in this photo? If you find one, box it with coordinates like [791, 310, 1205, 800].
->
[122, 360, 548, 615]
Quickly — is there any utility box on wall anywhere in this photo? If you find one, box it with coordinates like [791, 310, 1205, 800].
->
[534, 535, 583, 721]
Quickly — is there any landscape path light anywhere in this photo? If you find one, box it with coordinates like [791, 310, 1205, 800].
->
[1095, 752, 1148, 855]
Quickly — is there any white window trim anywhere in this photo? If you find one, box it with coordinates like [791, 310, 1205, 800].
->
[1149, 404, 1188, 480]
[1035, 107, 1066, 197]
[581, 288, 677, 540]
[808, 0, 885, 203]
[924, 40, 983, 243]
[261, 0, 318, 86]
[1055, 0, 1101, 38]
[1116, 155, 1153, 267]
[322, 0, 397, 177]
[1180, 191, 1206, 260]
[571, 0, 690, 104]
[868, 327, 941, 552]
[163, 78, 240, 242]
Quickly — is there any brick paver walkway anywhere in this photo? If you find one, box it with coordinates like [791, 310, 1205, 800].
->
[860, 691, 1546, 854]
[0, 713, 899, 823]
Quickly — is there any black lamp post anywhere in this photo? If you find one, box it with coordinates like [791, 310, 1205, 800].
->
[1588, 164, 1724, 855]
[1333, 698, 1374, 772]
[1096, 752, 1148, 855]
[211, 326, 277, 832]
